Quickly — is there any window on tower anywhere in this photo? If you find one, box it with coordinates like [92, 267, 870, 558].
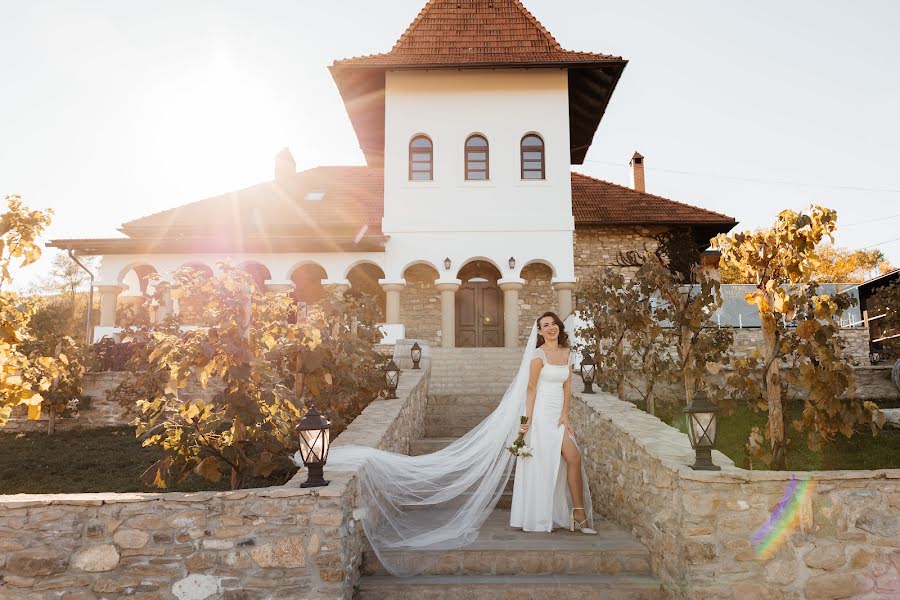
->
[465, 134, 489, 181]
[409, 135, 433, 181]
[520, 134, 545, 180]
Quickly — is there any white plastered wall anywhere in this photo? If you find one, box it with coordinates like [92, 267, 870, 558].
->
[381, 69, 576, 283]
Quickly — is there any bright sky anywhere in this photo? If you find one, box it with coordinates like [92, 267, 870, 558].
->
[3, 0, 899, 290]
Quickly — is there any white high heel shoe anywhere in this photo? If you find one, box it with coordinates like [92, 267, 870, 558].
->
[570, 507, 597, 535]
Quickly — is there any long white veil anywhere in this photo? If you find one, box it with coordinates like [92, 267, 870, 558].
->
[316, 321, 545, 576]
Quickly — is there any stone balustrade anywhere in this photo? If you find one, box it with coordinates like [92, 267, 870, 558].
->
[0, 369, 429, 599]
[570, 389, 900, 599]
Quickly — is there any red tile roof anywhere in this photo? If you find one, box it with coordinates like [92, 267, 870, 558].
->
[570, 172, 736, 226]
[329, 0, 626, 167]
[116, 167, 734, 237]
[120, 167, 385, 239]
[333, 0, 622, 68]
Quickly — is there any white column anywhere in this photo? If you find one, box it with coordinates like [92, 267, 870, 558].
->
[498, 278, 525, 349]
[436, 280, 461, 348]
[97, 284, 126, 327]
[380, 281, 406, 324]
[553, 281, 577, 320]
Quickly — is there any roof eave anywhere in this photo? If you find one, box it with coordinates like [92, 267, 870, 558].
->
[331, 59, 628, 168]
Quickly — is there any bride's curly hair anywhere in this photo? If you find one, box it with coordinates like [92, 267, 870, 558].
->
[535, 311, 569, 348]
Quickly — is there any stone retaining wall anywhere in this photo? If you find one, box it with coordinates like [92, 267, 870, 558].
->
[571, 389, 900, 599]
[0, 370, 429, 599]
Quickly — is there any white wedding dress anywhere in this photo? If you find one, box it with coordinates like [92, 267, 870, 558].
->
[321, 317, 594, 576]
[510, 347, 594, 532]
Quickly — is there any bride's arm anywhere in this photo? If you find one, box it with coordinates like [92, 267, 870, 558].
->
[522, 358, 542, 432]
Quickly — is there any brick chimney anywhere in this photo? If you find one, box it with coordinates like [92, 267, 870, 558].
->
[629, 151, 645, 192]
[275, 147, 296, 182]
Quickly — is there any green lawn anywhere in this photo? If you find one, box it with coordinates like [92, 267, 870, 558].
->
[0, 427, 295, 495]
[669, 402, 900, 471]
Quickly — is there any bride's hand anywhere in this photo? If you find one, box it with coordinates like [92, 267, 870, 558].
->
[519, 421, 530, 434]
[558, 416, 573, 435]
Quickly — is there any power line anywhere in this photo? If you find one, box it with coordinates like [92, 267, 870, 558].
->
[582, 160, 900, 194]
[839, 213, 900, 228]
[861, 236, 900, 250]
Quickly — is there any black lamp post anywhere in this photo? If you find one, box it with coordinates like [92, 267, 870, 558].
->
[410, 342, 422, 370]
[580, 354, 596, 394]
[296, 404, 332, 488]
[684, 390, 721, 471]
[384, 359, 401, 399]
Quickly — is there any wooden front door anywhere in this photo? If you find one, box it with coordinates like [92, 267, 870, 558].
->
[455, 282, 503, 347]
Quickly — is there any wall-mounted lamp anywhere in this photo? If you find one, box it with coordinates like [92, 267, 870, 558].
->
[508, 257, 516, 270]
[444, 257, 452, 271]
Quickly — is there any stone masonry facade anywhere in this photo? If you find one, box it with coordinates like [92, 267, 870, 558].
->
[0, 370, 429, 599]
[570, 389, 900, 599]
[517, 263, 558, 346]
[573, 225, 666, 284]
[399, 264, 442, 345]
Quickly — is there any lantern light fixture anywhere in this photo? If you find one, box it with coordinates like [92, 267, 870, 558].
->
[410, 342, 422, 370]
[384, 359, 401, 399]
[580, 354, 596, 394]
[444, 257, 452, 271]
[683, 390, 721, 471]
[508, 256, 516, 270]
[296, 404, 332, 488]
[869, 350, 881, 365]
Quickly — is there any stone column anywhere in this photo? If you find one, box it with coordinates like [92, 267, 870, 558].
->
[498, 278, 525, 349]
[380, 282, 406, 324]
[436, 280, 461, 348]
[97, 284, 126, 327]
[553, 281, 577, 320]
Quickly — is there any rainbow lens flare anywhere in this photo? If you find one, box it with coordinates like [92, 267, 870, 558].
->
[751, 476, 814, 557]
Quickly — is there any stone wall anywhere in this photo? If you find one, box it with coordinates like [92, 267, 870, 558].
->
[399, 265, 441, 345]
[0, 370, 429, 600]
[570, 389, 900, 599]
[730, 327, 871, 363]
[573, 225, 666, 284]
[517, 263, 558, 346]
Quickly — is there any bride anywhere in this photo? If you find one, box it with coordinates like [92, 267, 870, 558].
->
[511, 312, 595, 534]
[321, 311, 595, 576]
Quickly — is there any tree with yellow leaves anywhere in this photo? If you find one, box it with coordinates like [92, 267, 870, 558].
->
[1, 195, 83, 431]
[713, 206, 883, 470]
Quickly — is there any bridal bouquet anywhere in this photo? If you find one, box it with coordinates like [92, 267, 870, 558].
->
[506, 416, 533, 458]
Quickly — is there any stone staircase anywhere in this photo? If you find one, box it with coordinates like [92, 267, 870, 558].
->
[356, 348, 663, 599]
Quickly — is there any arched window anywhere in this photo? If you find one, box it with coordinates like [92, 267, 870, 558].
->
[521, 134, 545, 180]
[465, 134, 489, 180]
[409, 135, 433, 181]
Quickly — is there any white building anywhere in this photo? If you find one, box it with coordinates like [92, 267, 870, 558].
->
[50, 0, 735, 348]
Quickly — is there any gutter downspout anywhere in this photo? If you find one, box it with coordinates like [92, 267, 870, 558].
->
[67, 249, 94, 347]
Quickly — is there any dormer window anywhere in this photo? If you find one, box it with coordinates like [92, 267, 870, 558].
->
[465, 135, 489, 181]
[409, 135, 433, 181]
[521, 134, 545, 180]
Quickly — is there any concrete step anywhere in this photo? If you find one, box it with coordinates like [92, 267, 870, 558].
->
[361, 510, 652, 578]
[408, 437, 459, 455]
[357, 574, 664, 599]
[426, 394, 503, 407]
[426, 424, 500, 437]
[424, 413, 494, 429]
